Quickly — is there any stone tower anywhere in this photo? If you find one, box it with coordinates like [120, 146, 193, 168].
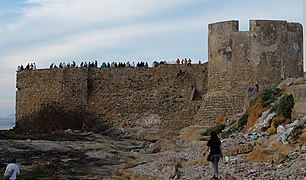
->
[194, 20, 303, 126]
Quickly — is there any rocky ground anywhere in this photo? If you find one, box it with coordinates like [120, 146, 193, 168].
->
[0, 121, 305, 180]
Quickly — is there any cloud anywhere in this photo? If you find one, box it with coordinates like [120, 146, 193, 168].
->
[1, 0, 195, 43]
[0, 0, 303, 116]
[1, 0, 205, 67]
[1, 0, 209, 68]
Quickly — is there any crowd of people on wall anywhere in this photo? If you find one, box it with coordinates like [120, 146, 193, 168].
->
[17, 63, 36, 71]
[49, 61, 150, 69]
[17, 58, 202, 71]
[176, 58, 192, 66]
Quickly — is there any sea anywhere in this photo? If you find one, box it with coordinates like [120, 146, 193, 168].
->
[0, 115, 15, 130]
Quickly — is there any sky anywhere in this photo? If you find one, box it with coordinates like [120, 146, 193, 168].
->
[0, 0, 304, 117]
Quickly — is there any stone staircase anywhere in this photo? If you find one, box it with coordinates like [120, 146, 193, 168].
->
[194, 91, 245, 127]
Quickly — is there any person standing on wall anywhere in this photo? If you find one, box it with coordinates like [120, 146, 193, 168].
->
[3, 158, 20, 180]
[187, 58, 192, 66]
[203, 131, 223, 180]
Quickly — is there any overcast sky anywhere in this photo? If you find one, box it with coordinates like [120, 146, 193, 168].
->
[0, 0, 304, 116]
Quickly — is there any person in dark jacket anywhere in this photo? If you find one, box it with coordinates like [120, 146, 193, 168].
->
[203, 131, 223, 179]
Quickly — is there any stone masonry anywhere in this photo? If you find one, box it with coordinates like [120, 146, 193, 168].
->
[16, 64, 208, 132]
[194, 20, 303, 126]
[16, 20, 304, 132]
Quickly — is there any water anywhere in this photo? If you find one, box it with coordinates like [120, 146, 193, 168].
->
[0, 115, 15, 130]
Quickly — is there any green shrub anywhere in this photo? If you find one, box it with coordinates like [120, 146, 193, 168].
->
[237, 114, 248, 131]
[261, 87, 281, 108]
[277, 94, 294, 119]
[261, 126, 268, 132]
[270, 104, 277, 112]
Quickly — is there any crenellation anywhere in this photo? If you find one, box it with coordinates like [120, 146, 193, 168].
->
[208, 20, 239, 34]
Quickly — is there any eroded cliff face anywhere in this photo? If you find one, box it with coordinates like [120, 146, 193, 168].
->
[16, 64, 208, 132]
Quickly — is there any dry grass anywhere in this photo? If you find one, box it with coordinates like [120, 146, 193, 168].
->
[245, 104, 268, 131]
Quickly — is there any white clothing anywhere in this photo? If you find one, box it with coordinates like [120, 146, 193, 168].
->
[4, 163, 20, 180]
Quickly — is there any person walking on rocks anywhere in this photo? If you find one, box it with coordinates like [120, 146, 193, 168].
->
[3, 158, 20, 180]
[203, 131, 223, 180]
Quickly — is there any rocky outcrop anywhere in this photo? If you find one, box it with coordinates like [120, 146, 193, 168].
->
[1, 120, 306, 179]
[228, 143, 253, 156]
[279, 77, 306, 118]
[245, 136, 295, 164]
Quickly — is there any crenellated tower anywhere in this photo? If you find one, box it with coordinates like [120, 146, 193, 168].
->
[194, 20, 303, 126]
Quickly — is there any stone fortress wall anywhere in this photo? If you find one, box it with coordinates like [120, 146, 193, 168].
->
[16, 64, 208, 132]
[16, 20, 304, 132]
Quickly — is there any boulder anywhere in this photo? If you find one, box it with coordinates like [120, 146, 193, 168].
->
[245, 136, 294, 163]
[228, 143, 253, 156]
[179, 125, 207, 141]
[182, 156, 209, 168]
[160, 165, 177, 179]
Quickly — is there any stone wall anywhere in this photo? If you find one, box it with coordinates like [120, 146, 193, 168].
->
[16, 69, 88, 132]
[194, 20, 303, 126]
[16, 19, 304, 132]
[16, 64, 208, 132]
[285, 80, 306, 118]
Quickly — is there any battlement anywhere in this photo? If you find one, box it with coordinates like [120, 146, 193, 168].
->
[208, 20, 239, 34]
[209, 19, 302, 34]
[195, 20, 304, 126]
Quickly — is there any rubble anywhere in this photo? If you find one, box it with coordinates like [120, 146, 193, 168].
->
[1, 100, 305, 179]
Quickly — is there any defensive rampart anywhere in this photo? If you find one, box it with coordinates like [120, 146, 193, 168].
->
[16, 20, 304, 132]
[16, 64, 208, 132]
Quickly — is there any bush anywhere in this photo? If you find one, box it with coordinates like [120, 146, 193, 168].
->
[277, 94, 294, 119]
[261, 87, 281, 108]
[261, 126, 268, 132]
[237, 114, 248, 131]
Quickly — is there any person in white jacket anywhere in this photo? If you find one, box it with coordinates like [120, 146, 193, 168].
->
[4, 158, 20, 180]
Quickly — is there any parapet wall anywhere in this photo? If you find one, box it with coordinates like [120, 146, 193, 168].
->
[16, 64, 208, 132]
